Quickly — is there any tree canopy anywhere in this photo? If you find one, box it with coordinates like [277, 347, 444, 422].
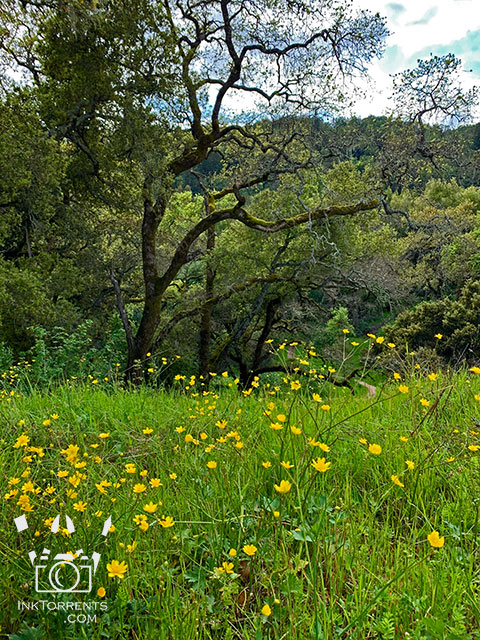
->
[0, 1, 479, 382]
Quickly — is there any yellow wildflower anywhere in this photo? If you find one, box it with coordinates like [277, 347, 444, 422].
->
[159, 516, 175, 528]
[14, 434, 30, 449]
[427, 530, 444, 548]
[274, 480, 292, 494]
[270, 423, 283, 431]
[391, 475, 404, 488]
[311, 457, 331, 473]
[217, 561, 234, 574]
[107, 560, 128, 579]
[143, 501, 158, 513]
[133, 483, 146, 494]
[242, 544, 257, 556]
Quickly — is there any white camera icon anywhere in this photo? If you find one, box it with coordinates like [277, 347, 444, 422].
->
[14, 513, 112, 595]
[34, 552, 93, 593]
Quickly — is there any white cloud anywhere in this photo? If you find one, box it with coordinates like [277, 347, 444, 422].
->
[219, 0, 479, 122]
[351, 0, 480, 118]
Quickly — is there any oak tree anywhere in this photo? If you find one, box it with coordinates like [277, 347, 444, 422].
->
[1, 0, 389, 380]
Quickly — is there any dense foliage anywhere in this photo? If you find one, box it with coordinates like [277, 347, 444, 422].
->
[0, 1, 478, 382]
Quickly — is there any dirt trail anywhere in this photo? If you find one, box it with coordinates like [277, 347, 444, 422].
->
[357, 380, 377, 397]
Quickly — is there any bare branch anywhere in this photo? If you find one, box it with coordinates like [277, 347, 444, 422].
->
[110, 267, 135, 356]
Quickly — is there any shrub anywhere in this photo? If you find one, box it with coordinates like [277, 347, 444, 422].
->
[384, 279, 480, 367]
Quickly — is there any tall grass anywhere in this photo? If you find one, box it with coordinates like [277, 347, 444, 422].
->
[0, 368, 479, 639]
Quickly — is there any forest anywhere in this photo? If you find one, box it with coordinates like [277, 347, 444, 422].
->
[0, 1, 480, 639]
[0, 1, 479, 384]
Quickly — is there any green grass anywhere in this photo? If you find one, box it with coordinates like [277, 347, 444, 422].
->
[0, 371, 479, 639]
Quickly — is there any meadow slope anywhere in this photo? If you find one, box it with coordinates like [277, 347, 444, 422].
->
[0, 368, 479, 639]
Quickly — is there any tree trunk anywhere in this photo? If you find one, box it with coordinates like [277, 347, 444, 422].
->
[124, 193, 165, 384]
[198, 225, 215, 378]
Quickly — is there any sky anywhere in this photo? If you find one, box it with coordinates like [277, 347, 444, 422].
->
[6, 0, 478, 122]
[351, 0, 480, 118]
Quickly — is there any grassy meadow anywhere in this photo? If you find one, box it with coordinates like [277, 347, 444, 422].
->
[0, 351, 479, 639]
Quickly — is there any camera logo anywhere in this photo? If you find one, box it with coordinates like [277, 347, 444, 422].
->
[15, 513, 111, 594]
[34, 549, 93, 594]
